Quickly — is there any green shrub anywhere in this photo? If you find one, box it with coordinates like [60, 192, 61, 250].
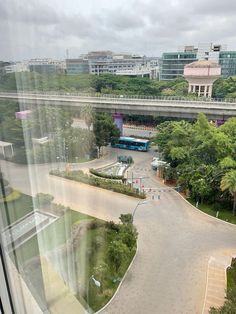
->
[105, 221, 120, 232]
[34, 193, 54, 208]
[89, 168, 123, 180]
[212, 203, 222, 212]
[87, 220, 104, 230]
[119, 213, 133, 224]
[50, 170, 146, 199]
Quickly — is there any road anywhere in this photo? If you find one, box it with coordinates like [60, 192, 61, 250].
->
[1, 148, 236, 314]
[72, 118, 157, 138]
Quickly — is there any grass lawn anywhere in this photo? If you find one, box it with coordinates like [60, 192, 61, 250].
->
[75, 225, 136, 312]
[0, 193, 34, 228]
[12, 209, 93, 263]
[188, 199, 236, 224]
[227, 258, 236, 291]
[4, 193, 136, 312]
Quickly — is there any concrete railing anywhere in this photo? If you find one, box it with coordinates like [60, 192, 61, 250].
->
[0, 91, 235, 119]
[1, 90, 236, 104]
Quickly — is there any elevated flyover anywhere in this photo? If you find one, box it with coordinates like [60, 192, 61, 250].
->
[0, 92, 235, 119]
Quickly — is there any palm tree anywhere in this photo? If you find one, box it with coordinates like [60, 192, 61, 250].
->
[220, 170, 236, 215]
[80, 105, 94, 131]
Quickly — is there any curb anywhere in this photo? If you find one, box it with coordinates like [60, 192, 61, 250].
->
[202, 256, 215, 314]
[95, 241, 139, 314]
[173, 189, 236, 228]
[201, 254, 234, 314]
[49, 174, 146, 200]
[123, 124, 157, 131]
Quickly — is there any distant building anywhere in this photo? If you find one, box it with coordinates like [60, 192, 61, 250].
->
[116, 65, 158, 79]
[4, 62, 29, 74]
[184, 60, 221, 97]
[66, 59, 89, 74]
[160, 49, 197, 80]
[66, 51, 151, 76]
[160, 43, 236, 80]
[0, 61, 11, 74]
[219, 51, 236, 77]
[28, 58, 65, 74]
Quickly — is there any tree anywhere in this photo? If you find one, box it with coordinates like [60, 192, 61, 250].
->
[119, 213, 133, 224]
[107, 240, 129, 273]
[80, 105, 94, 131]
[118, 224, 138, 250]
[34, 193, 54, 208]
[31, 106, 73, 138]
[93, 113, 120, 157]
[220, 170, 236, 215]
[0, 117, 27, 147]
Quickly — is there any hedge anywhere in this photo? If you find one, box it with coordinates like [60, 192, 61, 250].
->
[50, 170, 145, 199]
[89, 168, 124, 180]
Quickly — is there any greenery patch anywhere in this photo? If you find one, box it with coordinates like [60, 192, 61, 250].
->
[50, 169, 145, 199]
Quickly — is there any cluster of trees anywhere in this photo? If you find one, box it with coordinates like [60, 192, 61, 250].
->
[105, 214, 138, 274]
[0, 72, 94, 93]
[0, 99, 119, 164]
[1, 72, 236, 100]
[156, 114, 236, 214]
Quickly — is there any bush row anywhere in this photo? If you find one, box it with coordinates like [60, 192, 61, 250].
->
[89, 168, 124, 180]
[50, 169, 145, 199]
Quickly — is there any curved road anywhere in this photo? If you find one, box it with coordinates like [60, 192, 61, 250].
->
[1, 148, 236, 314]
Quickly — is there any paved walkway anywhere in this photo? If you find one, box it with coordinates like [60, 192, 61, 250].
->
[203, 252, 235, 314]
[41, 257, 87, 314]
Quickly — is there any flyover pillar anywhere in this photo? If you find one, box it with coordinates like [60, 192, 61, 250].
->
[112, 113, 123, 135]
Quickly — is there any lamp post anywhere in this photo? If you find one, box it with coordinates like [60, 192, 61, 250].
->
[87, 275, 101, 313]
[56, 156, 60, 171]
[132, 200, 149, 222]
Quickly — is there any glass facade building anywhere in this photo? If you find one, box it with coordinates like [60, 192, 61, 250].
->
[219, 51, 236, 77]
[66, 59, 90, 75]
[159, 52, 197, 80]
[160, 44, 236, 80]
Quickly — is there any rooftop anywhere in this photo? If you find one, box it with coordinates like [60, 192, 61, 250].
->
[185, 60, 221, 68]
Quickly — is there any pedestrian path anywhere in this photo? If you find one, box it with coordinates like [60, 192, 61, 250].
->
[41, 257, 87, 314]
[203, 252, 235, 314]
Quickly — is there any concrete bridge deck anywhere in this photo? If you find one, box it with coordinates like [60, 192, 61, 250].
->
[0, 92, 235, 119]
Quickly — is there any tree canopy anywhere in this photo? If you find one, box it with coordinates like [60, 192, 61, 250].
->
[1, 72, 235, 99]
[155, 115, 236, 209]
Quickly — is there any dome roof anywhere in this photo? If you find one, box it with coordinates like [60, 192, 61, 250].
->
[185, 60, 221, 68]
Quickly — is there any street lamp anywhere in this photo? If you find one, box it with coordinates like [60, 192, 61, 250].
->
[87, 275, 101, 313]
[132, 200, 149, 222]
[56, 156, 60, 170]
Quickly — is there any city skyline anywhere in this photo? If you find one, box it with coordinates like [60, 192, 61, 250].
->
[1, 0, 236, 61]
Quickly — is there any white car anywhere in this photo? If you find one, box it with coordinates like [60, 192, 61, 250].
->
[151, 157, 159, 170]
[151, 157, 168, 170]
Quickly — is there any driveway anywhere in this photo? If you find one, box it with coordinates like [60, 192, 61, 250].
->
[1, 148, 236, 314]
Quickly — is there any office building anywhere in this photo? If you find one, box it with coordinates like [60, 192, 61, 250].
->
[160, 49, 197, 80]
[66, 51, 149, 76]
[160, 43, 236, 80]
[219, 51, 236, 77]
[66, 58, 89, 74]
[28, 58, 65, 74]
[4, 62, 29, 74]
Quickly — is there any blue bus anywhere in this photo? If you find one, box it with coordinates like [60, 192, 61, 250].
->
[111, 137, 150, 152]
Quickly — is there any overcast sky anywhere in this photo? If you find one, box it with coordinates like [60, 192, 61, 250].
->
[1, 0, 236, 61]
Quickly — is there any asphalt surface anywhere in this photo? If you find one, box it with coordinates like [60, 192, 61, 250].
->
[1, 148, 236, 314]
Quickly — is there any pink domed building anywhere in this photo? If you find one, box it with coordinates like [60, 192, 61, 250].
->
[184, 60, 221, 98]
